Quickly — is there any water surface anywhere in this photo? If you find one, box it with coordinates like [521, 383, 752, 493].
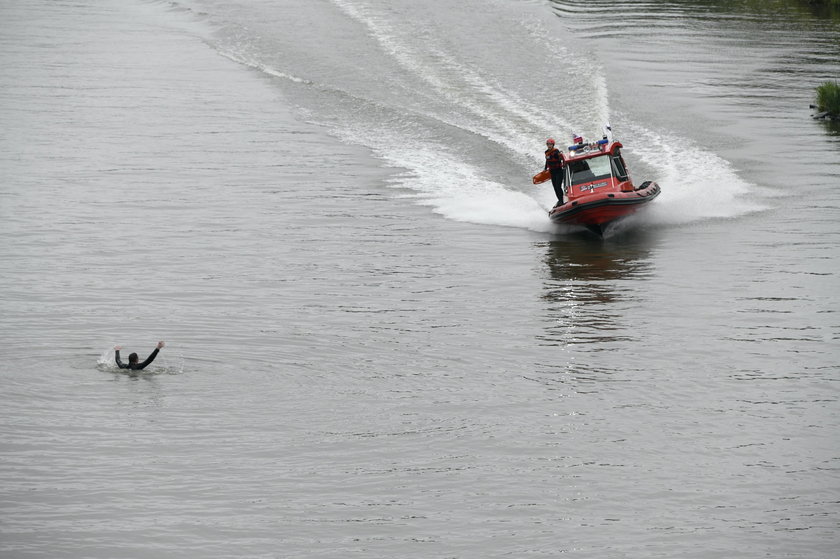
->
[1, 1, 838, 557]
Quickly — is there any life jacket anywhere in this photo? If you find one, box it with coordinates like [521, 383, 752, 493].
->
[545, 147, 564, 170]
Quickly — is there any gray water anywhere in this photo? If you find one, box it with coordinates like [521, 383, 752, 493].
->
[1, 0, 839, 557]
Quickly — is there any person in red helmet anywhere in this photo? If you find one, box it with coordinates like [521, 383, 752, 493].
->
[544, 138, 566, 206]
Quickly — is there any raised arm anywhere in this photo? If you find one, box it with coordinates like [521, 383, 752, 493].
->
[114, 346, 129, 369]
[135, 341, 165, 370]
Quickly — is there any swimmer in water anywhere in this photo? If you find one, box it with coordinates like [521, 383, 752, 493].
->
[114, 341, 165, 370]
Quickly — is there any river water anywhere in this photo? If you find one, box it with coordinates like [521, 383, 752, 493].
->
[1, 0, 838, 557]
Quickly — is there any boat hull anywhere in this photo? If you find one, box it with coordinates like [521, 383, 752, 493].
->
[548, 181, 660, 233]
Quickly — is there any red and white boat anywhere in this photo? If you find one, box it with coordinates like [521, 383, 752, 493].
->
[534, 135, 660, 236]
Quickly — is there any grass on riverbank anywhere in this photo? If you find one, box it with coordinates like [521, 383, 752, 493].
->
[815, 81, 840, 116]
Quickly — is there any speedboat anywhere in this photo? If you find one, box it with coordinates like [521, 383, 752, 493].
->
[534, 136, 660, 236]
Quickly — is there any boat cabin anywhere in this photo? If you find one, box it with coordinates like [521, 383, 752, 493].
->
[564, 141, 634, 201]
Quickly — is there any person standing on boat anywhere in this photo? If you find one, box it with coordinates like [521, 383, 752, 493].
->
[544, 138, 566, 206]
[114, 341, 165, 370]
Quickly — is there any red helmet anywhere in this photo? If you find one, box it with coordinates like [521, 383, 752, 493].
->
[546, 138, 555, 145]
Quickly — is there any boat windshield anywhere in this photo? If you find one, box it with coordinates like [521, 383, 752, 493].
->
[568, 154, 613, 185]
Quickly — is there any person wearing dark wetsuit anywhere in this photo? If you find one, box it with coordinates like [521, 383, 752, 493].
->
[115, 341, 165, 370]
[544, 138, 566, 206]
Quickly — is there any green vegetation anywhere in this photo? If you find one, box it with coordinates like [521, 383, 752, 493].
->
[815, 81, 840, 117]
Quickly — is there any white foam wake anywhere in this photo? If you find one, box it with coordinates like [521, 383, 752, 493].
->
[369, 140, 555, 233]
[622, 123, 768, 225]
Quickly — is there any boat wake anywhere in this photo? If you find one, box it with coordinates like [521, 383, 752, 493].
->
[623, 124, 769, 226]
[188, 0, 767, 234]
[319, 0, 767, 233]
